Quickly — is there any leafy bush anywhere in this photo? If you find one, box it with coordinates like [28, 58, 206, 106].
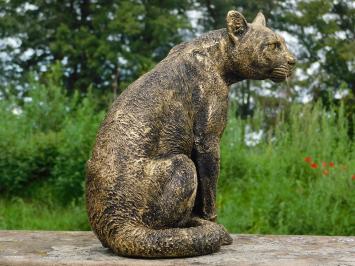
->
[0, 67, 105, 204]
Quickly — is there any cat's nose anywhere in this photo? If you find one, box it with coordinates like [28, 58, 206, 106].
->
[287, 55, 296, 66]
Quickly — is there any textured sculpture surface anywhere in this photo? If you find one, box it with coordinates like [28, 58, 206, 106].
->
[86, 10, 295, 258]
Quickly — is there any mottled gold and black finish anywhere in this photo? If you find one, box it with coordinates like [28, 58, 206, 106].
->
[86, 10, 295, 258]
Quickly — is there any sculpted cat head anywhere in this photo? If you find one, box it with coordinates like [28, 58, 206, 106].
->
[224, 10, 296, 83]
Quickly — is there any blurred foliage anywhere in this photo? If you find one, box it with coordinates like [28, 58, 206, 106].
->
[195, 0, 281, 29]
[0, 65, 104, 204]
[218, 102, 355, 235]
[0, 197, 90, 230]
[277, 0, 355, 99]
[0, 0, 191, 94]
[0, 0, 354, 109]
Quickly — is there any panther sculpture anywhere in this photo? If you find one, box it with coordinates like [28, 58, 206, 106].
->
[86, 10, 296, 258]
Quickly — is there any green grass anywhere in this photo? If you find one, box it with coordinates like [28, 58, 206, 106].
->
[217, 102, 355, 235]
[0, 102, 354, 235]
[0, 198, 90, 230]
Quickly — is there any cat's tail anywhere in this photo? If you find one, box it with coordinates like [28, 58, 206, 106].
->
[105, 219, 232, 258]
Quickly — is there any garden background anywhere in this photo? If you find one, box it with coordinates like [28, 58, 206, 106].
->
[0, 0, 354, 235]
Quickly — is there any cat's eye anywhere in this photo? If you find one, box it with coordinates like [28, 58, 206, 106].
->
[269, 42, 281, 50]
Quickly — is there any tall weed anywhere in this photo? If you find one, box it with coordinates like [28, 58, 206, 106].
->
[218, 102, 355, 235]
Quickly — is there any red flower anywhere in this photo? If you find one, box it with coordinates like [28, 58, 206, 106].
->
[323, 170, 329, 176]
[322, 162, 327, 167]
[352, 175, 355, 181]
[304, 157, 312, 163]
[310, 163, 318, 169]
[329, 162, 335, 167]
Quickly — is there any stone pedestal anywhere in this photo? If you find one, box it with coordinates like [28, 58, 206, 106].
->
[0, 231, 354, 265]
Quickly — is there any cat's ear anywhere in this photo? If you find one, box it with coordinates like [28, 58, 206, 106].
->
[252, 12, 266, 26]
[226, 10, 248, 40]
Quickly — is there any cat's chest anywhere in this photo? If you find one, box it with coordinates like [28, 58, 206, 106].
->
[194, 88, 229, 138]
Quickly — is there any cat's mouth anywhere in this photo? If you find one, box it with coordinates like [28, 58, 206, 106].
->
[270, 64, 294, 83]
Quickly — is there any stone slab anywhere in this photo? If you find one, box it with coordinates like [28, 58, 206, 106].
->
[0, 230, 354, 265]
